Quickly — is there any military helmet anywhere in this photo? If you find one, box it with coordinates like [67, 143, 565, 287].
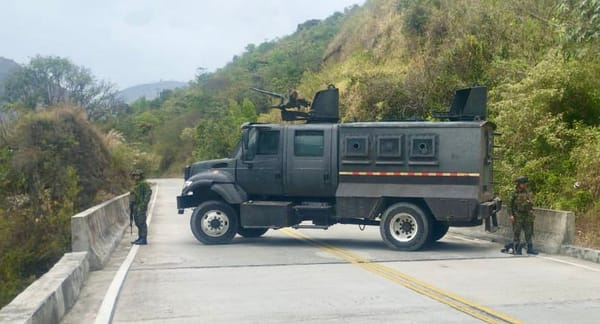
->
[515, 176, 528, 184]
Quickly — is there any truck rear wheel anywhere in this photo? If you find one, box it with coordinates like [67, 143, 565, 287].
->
[237, 227, 268, 238]
[380, 202, 431, 251]
[190, 200, 238, 244]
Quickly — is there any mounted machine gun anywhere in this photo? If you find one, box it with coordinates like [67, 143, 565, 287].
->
[251, 85, 339, 123]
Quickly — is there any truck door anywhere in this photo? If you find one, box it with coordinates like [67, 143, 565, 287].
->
[237, 127, 283, 196]
[285, 126, 336, 197]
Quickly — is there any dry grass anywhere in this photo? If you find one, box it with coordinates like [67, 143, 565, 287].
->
[574, 208, 600, 249]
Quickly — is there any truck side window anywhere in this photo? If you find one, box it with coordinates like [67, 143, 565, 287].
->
[294, 130, 324, 157]
[256, 130, 280, 155]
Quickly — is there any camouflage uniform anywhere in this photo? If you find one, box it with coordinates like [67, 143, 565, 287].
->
[130, 172, 152, 245]
[510, 176, 537, 254]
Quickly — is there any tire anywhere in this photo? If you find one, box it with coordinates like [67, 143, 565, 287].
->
[237, 227, 269, 238]
[190, 200, 238, 244]
[379, 202, 432, 251]
[431, 221, 450, 242]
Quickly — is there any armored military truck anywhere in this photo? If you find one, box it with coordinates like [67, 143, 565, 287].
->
[177, 86, 501, 251]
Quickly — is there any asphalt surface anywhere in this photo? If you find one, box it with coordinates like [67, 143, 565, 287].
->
[63, 179, 600, 324]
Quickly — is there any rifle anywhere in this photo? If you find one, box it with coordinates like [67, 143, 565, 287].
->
[129, 201, 134, 236]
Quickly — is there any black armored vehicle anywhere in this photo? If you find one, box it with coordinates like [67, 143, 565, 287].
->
[177, 86, 501, 251]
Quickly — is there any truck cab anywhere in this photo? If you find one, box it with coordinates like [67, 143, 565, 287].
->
[239, 123, 337, 198]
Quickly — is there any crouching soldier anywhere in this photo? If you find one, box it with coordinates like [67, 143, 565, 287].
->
[510, 176, 538, 255]
[130, 169, 152, 245]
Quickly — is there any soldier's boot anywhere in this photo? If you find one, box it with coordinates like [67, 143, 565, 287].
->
[526, 243, 538, 255]
[501, 242, 513, 253]
[133, 236, 147, 245]
[514, 243, 522, 255]
[131, 237, 141, 244]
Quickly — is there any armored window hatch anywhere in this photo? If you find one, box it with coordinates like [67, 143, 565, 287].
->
[408, 134, 439, 166]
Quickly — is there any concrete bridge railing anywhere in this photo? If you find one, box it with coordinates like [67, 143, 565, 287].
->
[450, 207, 575, 254]
[0, 193, 130, 324]
[71, 192, 130, 271]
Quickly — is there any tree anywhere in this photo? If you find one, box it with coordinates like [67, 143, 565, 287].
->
[2, 55, 124, 120]
[194, 99, 257, 160]
[557, 0, 600, 44]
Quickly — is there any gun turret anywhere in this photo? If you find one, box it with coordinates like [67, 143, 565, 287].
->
[250, 88, 310, 109]
[433, 86, 488, 121]
[251, 85, 339, 123]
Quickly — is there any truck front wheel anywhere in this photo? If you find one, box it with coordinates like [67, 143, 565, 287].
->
[190, 200, 238, 244]
[380, 203, 431, 251]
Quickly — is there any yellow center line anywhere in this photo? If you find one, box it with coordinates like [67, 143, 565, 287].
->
[280, 228, 522, 324]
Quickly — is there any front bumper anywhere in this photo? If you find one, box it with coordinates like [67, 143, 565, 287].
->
[176, 194, 196, 214]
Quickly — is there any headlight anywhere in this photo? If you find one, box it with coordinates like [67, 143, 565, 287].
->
[184, 180, 193, 188]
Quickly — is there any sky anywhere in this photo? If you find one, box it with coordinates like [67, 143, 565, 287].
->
[0, 0, 364, 89]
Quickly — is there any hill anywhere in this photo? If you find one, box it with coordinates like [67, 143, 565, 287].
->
[117, 81, 188, 103]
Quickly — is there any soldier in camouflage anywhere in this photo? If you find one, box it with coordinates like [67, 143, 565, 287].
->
[130, 169, 152, 245]
[510, 176, 538, 255]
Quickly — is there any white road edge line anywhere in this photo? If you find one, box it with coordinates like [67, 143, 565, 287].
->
[93, 182, 160, 324]
[538, 255, 600, 272]
[449, 234, 600, 272]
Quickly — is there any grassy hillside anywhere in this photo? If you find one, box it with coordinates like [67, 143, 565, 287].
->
[318, 0, 599, 247]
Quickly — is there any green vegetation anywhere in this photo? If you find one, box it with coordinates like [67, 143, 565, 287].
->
[0, 60, 140, 307]
[1, 0, 599, 308]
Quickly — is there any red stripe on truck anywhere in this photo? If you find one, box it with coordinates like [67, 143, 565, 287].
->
[338, 171, 480, 177]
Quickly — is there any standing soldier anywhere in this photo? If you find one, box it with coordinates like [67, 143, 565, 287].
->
[130, 169, 152, 245]
[510, 176, 538, 255]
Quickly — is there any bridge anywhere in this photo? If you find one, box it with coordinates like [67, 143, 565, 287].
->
[2, 179, 600, 323]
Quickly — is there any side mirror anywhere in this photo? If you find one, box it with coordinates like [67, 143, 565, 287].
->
[241, 129, 248, 159]
[183, 165, 191, 180]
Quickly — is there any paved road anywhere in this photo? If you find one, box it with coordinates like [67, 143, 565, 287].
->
[64, 179, 600, 323]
